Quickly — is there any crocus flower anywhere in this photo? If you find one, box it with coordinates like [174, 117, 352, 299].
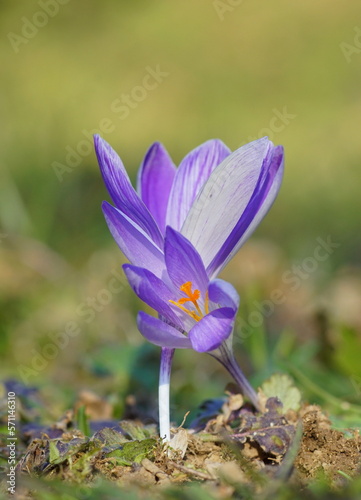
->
[95, 135, 284, 281]
[95, 134, 284, 440]
[123, 225, 250, 440]
[124, 227, 238, 354]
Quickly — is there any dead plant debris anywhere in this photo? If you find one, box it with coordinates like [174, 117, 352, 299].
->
[1, 378, 360, 498]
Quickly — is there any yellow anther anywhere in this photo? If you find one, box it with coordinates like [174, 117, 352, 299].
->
[179, 281, 200, 303]
[205, 291, 209, 315]
[169, 281, 209, 322]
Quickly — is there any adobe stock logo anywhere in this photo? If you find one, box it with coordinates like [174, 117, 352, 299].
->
[17, 267, 128, 383]
[213, 0, 244, 21]
[52, 64, 170, 182]
[7, 0, 71, 54]
[233, 236, 340, 345]
[243, 107, 297, 145]
[340, 27, 361, 63]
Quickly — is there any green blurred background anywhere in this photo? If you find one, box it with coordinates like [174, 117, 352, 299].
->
[1, 1, 361, 423]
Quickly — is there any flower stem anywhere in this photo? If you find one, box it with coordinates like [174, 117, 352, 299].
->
[158, 347, 175, 441]
[211, 344, 260, 411]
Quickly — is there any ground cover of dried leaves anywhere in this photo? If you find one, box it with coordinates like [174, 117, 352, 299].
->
[1, 375, 360, 499]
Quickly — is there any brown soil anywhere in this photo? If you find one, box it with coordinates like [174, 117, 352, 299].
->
[102, 404, 361, 488]
[295, 405, 360, 483]
[8, 400, 361, 494]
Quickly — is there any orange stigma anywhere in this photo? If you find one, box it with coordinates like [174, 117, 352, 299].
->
[169, 281, 209, 321]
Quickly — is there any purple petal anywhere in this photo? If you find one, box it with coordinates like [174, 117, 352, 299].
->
[208, 279, 240, 309]
[166, 139, 231, 231]
[207, 145, 284, 276]
[137, 312, 192, 349]
[123, 264, 182, 327]
[189, 307, 236, 352]
[102, 201, 165, 278]
[164, 227, 209, 296]
[181, 137, 275, 273]
[137, 142, 176, 234]
[94, 135, 163, 247]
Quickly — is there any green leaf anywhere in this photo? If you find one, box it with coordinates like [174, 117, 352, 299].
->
[120, 420, 150, 440]
[48, 438, 89, 465]
[76, 405, 90, 437]
[106, 438, 156, 466]
[261, 373, 301, 411]
[48, 440, 60, 464]
[333, 326, 361, 379]
[92, 427, 128, 447]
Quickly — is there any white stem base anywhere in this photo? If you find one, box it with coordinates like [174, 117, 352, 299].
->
[158, 347, 175, 442]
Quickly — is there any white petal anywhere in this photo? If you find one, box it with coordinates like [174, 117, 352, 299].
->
[181, 137, 271, 270]
[211, 155, 284, 276]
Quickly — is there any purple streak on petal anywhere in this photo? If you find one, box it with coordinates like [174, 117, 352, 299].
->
[137, 312, 192, 349]
[137, 142, 176, 234]
[207, 145, 284, 277]
[208, 279, 240, 309]
[189, 307, 235, 352]
[123, 264, 183, 327]
[102, 201, 165, 278]
[164, 227, 209, 296]
[181, 137, 272, 272]
[94, 135, 163, 247]
[166, 139, 231, 230]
